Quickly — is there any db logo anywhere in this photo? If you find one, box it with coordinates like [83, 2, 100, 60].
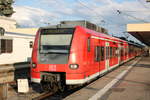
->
[49, 65, 56, 71]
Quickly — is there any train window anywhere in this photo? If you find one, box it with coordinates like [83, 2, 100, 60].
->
[121, 47, 124, 56]
[40, 28, 74, 54]
[87, 37, 90, 52]
[115, 47, 118, 56]
[95, 46, 100, 62]
[110, 47, 112, 58]
[101, 47, 105, 61]
[106, 47, 107, 59]
[112, 47, 113, 57]
[106, 47, 109, 59]
[0, 39, 13, 53]
[113, 47, 116, 57]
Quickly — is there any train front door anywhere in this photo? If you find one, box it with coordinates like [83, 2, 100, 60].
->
[105, 42, 109, 71]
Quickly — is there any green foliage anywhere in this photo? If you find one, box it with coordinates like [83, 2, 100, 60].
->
[0, 0, 14, 17]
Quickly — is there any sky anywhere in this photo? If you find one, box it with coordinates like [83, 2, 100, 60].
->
[11, 0, 150, 44]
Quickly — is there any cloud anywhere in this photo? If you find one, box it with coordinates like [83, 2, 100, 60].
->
[11, 0, 150, 43]
[11, 6, 59, 27]
[39, 0, 75, 15]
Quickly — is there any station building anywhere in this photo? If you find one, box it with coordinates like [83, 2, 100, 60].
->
[127, 23, 150, 55]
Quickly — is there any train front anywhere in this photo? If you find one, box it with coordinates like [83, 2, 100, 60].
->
[31, 27, 75, 91]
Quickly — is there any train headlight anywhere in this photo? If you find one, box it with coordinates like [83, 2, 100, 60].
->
[69, 64, 79, 70]
[32, 63, 36, 68]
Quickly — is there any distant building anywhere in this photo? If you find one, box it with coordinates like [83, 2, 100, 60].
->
[0, 16, 38, 65]
[0, 16, 16, 30]
[127, 23, 150, 56]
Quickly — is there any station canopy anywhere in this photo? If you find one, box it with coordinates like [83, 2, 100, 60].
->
[127, 23, 150, 46]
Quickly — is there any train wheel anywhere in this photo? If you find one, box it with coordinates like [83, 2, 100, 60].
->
[41, 81, 59, 92]
[41, 81, 50, 91]
[58, 82, 65, 92]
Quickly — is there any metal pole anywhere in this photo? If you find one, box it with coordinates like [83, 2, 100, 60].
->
[0, 84, 8, 100]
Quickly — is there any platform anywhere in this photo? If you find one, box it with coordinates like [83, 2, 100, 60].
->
[64, 57, 150, 100]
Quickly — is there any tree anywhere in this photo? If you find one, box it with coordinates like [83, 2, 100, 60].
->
[0, 0, 14, 17]
[146, 0, 150, 2]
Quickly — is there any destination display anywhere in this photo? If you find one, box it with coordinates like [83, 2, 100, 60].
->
[41, 28, 74, 34]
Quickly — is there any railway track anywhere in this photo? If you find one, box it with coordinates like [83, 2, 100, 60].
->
[32, 92, 53, 100]
[30, 85, 82, 100]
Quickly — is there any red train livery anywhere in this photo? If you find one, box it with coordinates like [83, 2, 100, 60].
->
[31, 21, 142, 91]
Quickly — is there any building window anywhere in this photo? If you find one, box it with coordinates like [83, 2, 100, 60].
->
[29, 41, 33, 48]
[0, 39, 13, 53]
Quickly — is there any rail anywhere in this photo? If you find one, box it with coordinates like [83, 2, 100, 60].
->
[32, 92, 53, 100]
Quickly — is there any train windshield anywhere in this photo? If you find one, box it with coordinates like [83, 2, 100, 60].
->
[40, 28, 74, 54]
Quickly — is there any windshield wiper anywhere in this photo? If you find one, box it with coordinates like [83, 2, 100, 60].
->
[40, 50, 69, 54]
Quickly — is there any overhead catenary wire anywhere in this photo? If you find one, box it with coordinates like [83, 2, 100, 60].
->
[137, 0, 150, 10]
[51, 0, 93, 22]
[120, 10, 150, 12]
[76, 0, 105, 21]
[76, 0, 127, 33]
[76, 0, 129, 28]
[117, 10, 149, 23]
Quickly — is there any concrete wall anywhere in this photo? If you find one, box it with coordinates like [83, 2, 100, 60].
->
[127, 23, 150, 32]
[8, 28, 38, 35]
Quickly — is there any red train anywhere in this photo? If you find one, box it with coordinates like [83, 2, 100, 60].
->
[31, 21, 143, 91]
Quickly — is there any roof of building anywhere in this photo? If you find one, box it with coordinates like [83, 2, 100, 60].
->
[7, 28, 38, 35]
[127, 23, 150, 46]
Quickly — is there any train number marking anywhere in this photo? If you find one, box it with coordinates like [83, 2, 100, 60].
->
[49, 65, 56, 71]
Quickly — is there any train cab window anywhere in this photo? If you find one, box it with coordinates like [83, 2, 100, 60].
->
[95, 46, 100, 62]
[87, 37, 90, 52]
[101, 47, 105, 61]
[0, 39, 13, 53]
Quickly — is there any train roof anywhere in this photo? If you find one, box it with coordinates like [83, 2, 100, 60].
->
[115, 36, 144, 48]
[40, 20, 129, 44]
[128, 41, 144, 48]
[41, 20, 108, 34]
[83, 27, 127, 43]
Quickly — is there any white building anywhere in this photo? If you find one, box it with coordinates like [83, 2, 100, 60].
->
[0, 16, 38, 65]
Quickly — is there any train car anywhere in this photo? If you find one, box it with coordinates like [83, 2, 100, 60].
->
[31, 21, 142, 91]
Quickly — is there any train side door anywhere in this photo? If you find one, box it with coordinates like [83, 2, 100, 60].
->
[99, 41, 105, 73]
[93, 39, 101, 74]
[88, 38, 100, 75]
[105, 42, 109, 71]
[118, 44, 121, 64]
[120, 46, 124, 63]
